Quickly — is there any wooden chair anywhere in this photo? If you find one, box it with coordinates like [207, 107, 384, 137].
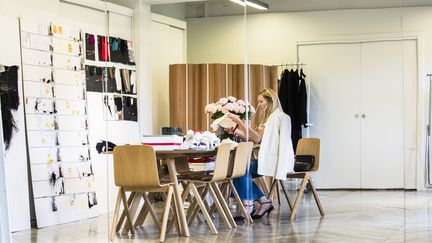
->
[218, 142, 254, 223]
[110, 145, 175, 242]
[177, 143, 235, 233]
[268, 138, 325, 220]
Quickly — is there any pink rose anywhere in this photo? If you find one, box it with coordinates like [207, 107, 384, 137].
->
[237, 99, 245, 106]
[239, 106, 246, 113]
[218, 97, 229, 105]
[205, 103, 215, 113]
[213, 104, 222, 113]
[227, 96, 237, 102]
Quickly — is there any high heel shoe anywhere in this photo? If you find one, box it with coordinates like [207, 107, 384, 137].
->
[251, 202, 274, 219]
[234, 204, 255, 221]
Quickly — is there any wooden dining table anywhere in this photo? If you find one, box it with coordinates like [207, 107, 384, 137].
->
[105, 148, 217, 237]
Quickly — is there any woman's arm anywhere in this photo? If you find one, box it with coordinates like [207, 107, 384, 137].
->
[227, 114, 263, 143]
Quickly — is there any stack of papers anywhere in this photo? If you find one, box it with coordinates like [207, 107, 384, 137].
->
[210, 113, 237, 131]
[141, 135, 183, 150]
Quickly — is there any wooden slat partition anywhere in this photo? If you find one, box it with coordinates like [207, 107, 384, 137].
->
[208, 64, 227, 130]
[187, 64, 207, 131]
[169, 63, 278, 133]
[169, 64, 187, 130]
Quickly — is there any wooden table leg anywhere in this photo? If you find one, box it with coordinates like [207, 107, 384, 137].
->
[165, 158, 189, 237]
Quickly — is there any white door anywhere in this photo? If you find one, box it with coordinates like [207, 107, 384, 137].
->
[298, 43, 362, 188]
[299, 40, 417, 189]
[360, 41, 403, 188]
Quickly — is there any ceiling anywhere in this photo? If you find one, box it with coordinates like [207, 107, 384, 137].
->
[107, 0, 432, 17]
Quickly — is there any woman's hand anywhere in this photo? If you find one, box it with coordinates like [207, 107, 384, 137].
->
[227, 113, 243, 125]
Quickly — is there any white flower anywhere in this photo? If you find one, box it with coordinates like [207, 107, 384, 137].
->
[237, 99, 246, 106]
[232, 102, 241, 113]
[205, 103, 215, 113]
[213, 104, 222, 113]
[218, 97, 229, 105]
[225, 103, 234, 111]
[239, 106, 246, 113]
[227, 96, 237, 102]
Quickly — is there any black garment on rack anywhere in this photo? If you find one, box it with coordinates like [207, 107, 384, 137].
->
[0, 65, 19, 150]
[278, 68, 307, 151]
[297, 69, 308, 127]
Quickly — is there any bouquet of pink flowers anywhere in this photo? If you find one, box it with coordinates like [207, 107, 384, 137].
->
[205, 96, 256, 120]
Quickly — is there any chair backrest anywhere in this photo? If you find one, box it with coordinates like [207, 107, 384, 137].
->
[113, 145, 160, 188]
[231, 142, 254, 179]
[211, 143, 233, 181]
[296, 138, 320, 171]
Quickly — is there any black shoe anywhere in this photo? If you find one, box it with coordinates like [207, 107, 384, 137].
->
[251, 202, 274, 219]
[234, 216, 245, 222]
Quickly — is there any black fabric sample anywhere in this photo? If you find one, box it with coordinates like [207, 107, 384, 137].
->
[0, 65, 19, 150]
[85, 33, 95, 61]
[104, 67, 117, 93]
[123, 97, 137, 122]
[114, 96, 123, 112]
[119, 38, 129, 65]
[110, 37, 126, 64]
[85, 65, 103, 92]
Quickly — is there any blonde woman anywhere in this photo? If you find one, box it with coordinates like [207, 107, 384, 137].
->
[227, 88, 295, 220]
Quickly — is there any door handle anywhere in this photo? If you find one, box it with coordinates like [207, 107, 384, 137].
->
[361, 114, 366, 119]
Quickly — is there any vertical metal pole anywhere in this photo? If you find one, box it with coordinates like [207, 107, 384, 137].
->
[425, 74, 432, 188]
[0, 99, 12, 243]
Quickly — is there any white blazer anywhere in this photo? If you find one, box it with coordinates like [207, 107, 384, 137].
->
[257, 108, 295, 180]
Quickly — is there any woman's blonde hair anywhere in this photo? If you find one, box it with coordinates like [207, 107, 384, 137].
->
[257, 88, 282, 126]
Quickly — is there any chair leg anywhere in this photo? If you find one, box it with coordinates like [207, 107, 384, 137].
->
[143, 193, 161, 229]
[135, 192, 155, 227]
[116, 191, 136, 232]
[267, 179, 277, 199]
[160, 186, 174, 242]
[168, 182, 191, 233]
[211, 182, 236, 228]
[276, 180, 281, 206]
[309, 177, 325, 216]
[120, 190, 135, 235]
[190, 183, 218, 234]
[229, 180, 253, 223]
[290, 175, 308, 221]
[110, 187, 122, 241]
[257, 177, 270, 196]
[207, 183, 232, 229]
[279, 180, 293, 211]
[121, 192, 143, 235]
[187, 186, 209, 225]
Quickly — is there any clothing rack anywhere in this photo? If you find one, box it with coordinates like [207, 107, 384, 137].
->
[276, 63, 313, 137]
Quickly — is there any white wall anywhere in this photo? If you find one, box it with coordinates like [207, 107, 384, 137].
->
[0, 0, 154, 231]
[151, 14, 186, 134]
[186, 6, 432, 190]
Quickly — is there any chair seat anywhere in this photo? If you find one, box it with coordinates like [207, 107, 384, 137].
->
[178, 173, 214, 182]
[123, 183, 173, 193]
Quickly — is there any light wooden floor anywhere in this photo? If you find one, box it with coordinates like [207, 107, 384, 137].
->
[12, 190, 432, 242]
